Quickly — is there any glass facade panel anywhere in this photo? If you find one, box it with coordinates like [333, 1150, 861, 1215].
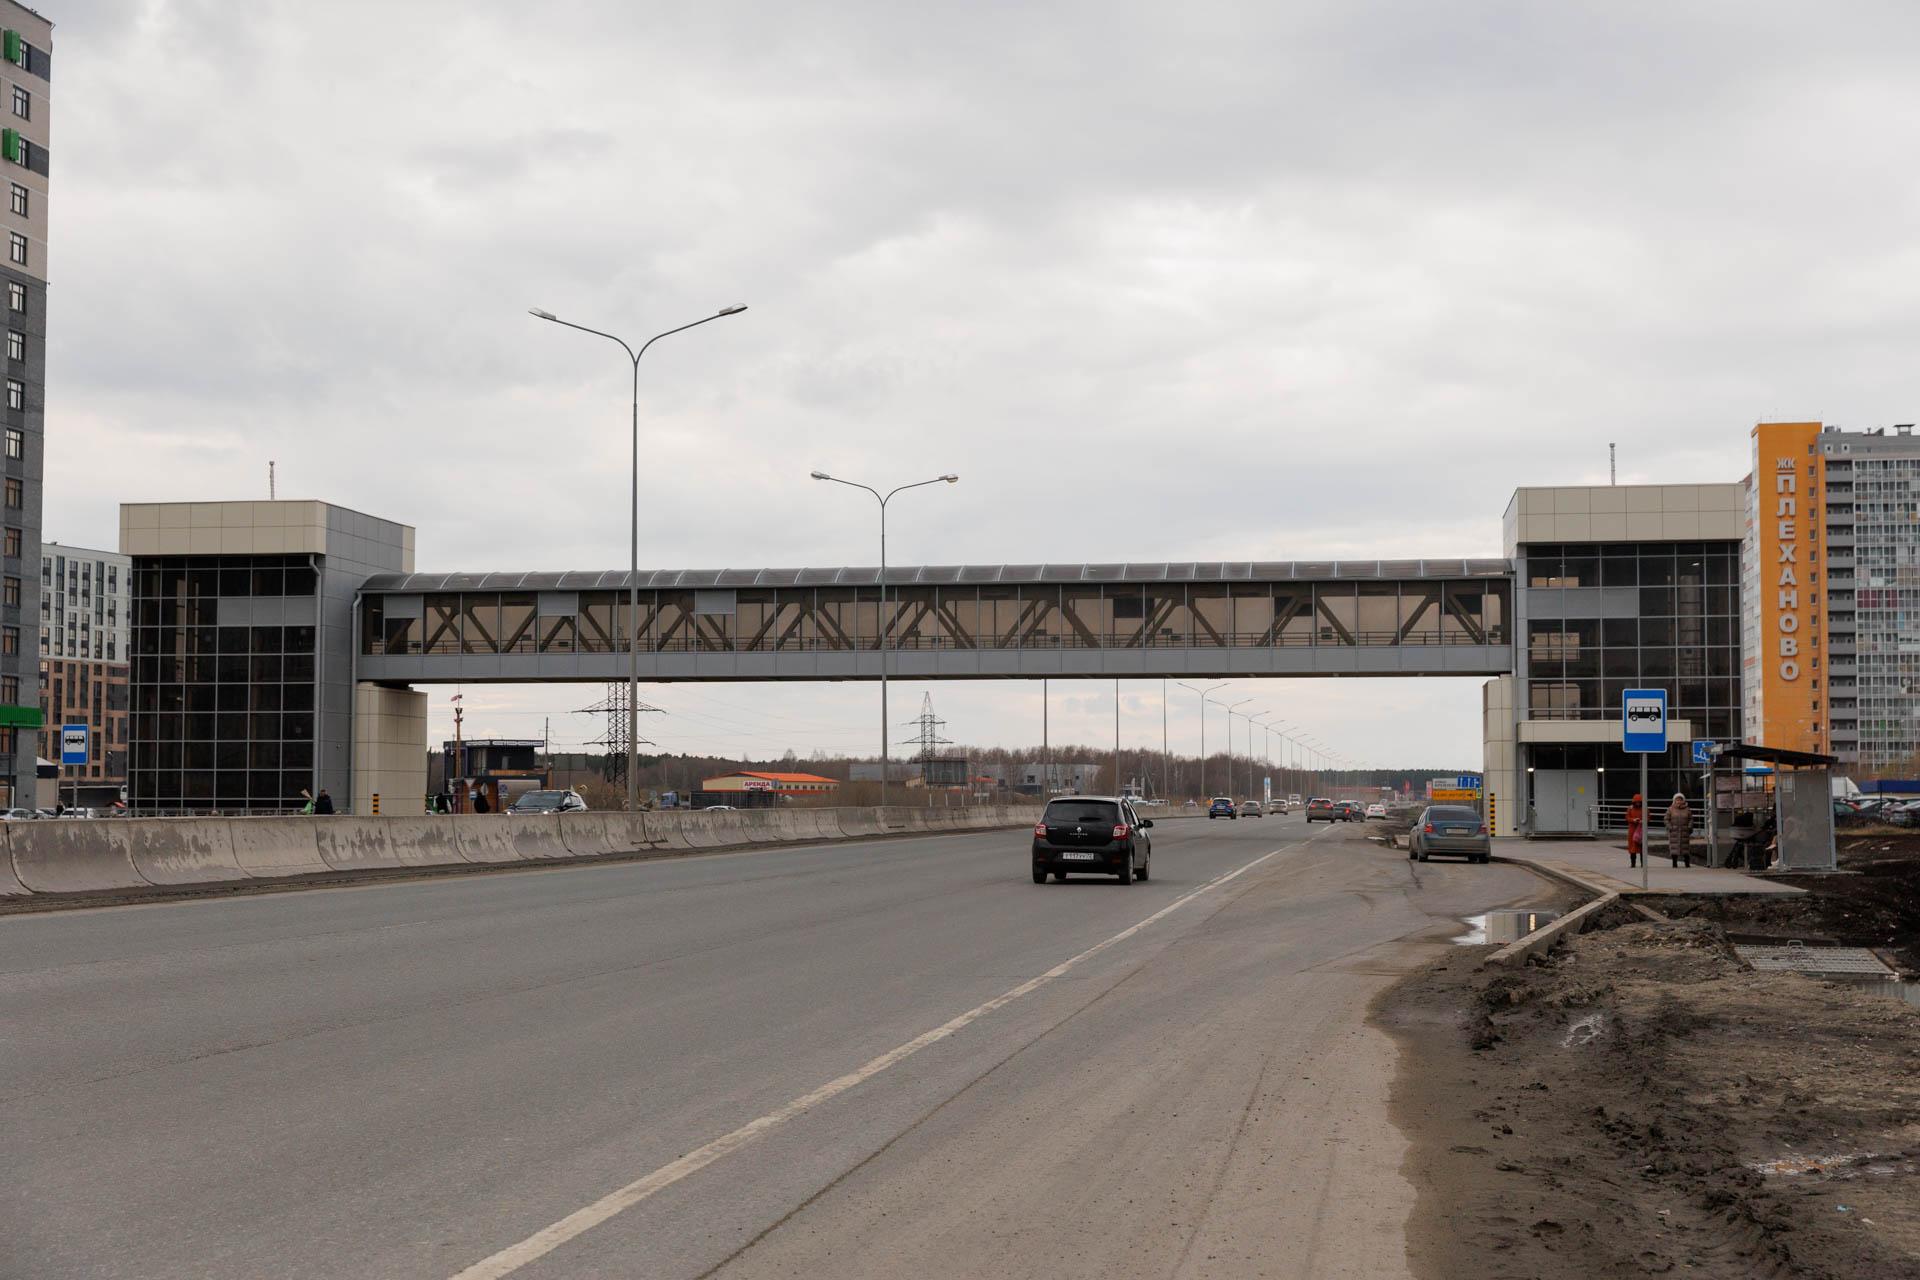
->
[129, 555, 320, 813]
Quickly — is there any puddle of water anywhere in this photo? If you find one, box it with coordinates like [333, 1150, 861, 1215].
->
[1454, 908, 1563, 946]
[1821, 973, 1920, 1008]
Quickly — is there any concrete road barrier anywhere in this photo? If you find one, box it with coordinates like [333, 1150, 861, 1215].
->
[507, 815, 571, 861]
[317, 817, 441, 872]
[228, 817, 330, 878]
[124, 820, 250, 886]
[0, 804, 1063, 905]
[834, 808, 884, 839]
[9, 820, 148, 894]
[449, 815, 522, 865]
[0, 830, 30, 896]
[636, 811, 690, 852]
[557, 812, 622, 858]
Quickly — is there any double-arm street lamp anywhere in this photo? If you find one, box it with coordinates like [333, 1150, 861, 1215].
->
[1174, 681, 1227, 798]
[811, 471, 959, 807]
[529, 303, 749, 813]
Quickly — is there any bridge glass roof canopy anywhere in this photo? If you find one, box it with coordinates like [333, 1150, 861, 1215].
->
[360, 559, 1513, 594]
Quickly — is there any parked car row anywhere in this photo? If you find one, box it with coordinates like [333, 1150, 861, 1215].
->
[1837, 795, 1920, 826]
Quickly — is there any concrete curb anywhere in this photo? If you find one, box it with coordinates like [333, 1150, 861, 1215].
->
[1492, 853, 1669, 924]
[1482, 890, 1620, 968]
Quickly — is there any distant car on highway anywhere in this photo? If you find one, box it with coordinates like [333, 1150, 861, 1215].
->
[1032, 795, 1152, 884]
[1408, 805, 1491, 863]
[1208, 796, 1237, 820]
[1337, 802, 1366, 822]
[1365, 802, 1387, 820]
[1305, 797, 1337, 823]
[702, 804, 737, 812]
[508, 789, 588, 815]
[1240, 799, 1263, 818]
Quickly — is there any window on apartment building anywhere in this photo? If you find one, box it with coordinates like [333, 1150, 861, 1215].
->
[6, 281, 21, 313]
[4, 378, 20, 410]
[8, 232, 25, 266]
[0, 675, 15, 703]
[4, 478, 20, 508]
[8, 184, 23, 218]
[3, 426, 17, 458]
[10, 87, 25, 121]
[2, 626, 18, 656]
[5, 331, 20, 362]
[2, 577, 17, 607]
[6, 528, 22, 558]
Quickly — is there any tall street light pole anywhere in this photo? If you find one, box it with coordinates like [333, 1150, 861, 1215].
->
[1175, 681, 1227, 798]
[1250, 712, 1273, 801]
[811, 472, 959, 808]
[529, 302, 747, 814]
[1216, 697, 1255, 798]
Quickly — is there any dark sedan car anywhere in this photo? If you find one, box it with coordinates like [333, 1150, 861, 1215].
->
[1033, 796, 1153, 884]
[1305, 797, 1338, 823]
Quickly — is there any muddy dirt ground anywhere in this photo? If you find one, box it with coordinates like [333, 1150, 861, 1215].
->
[1657, 829, 1920, 972]
[1378, 910, 1920, 1278]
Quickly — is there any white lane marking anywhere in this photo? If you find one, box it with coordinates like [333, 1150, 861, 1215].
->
[448, 841, 1293, 1279]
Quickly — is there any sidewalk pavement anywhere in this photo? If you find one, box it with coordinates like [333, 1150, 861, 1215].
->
[1492, 836, 1802, 897]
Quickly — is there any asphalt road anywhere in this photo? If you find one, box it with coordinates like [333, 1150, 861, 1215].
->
[0, 813, 1556, 1279]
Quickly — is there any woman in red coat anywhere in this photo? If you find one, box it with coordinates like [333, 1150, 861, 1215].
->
[1626, 793, 1645, 868]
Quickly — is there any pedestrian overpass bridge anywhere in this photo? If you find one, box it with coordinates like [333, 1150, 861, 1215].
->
[354, 559, 1514, 683]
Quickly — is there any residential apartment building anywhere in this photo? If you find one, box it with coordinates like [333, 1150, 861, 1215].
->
[1745, 421, 1920, 774]
[0, 3, 48, 807]
[38, 541, 129, 803]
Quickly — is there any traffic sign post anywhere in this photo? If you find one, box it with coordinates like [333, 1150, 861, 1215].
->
[1622, 690, 1667, 890]
[60, 723, 88, 815]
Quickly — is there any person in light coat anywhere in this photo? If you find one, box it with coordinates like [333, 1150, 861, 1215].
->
[1665, 792, 1693, 868]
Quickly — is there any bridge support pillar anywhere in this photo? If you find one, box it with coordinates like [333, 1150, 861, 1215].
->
[1482, 675, 1519, 837]
[353, 683, 428, 816]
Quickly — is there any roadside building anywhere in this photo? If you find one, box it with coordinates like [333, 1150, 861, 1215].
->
[1019, 760, 1103, 795]
[436, 737, 547, 813]
[1489, 484, 1745, 835]
[698, 770, 839, 808]
[121, 500, 415, 814]
[36, 541, 128, 807]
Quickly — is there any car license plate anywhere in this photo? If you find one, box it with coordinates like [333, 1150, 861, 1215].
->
[1444, 826, 1473, 836]
[1061, 850, 1100, 861]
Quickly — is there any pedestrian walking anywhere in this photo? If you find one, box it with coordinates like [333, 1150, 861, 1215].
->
[1666, 792, 1693, 867]
[1626, 793, 1645, 868]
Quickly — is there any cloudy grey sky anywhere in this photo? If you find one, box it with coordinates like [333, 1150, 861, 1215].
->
[40, 1, 1920, 769]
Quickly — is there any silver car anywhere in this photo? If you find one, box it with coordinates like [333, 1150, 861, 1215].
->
[1408, 805, 1490, 863]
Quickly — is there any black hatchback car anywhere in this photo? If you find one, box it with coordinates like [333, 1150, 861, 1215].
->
[1032, 796, 1153, 884]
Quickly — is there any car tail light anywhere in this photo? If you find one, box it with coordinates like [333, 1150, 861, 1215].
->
[1479, 823, 1489, 835]
[1112, 823, 1129, 840]
[1033, 823, 1047, 838]
[1424, 823, 1435, 833]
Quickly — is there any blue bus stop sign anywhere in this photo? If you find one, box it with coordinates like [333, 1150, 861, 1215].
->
[1622, 689, 1667, 754]
[60, 723, 88, 766]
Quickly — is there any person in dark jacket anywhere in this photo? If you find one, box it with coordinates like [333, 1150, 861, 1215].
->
[472, 789, 491, 815]
[313, 789, 335, 815]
